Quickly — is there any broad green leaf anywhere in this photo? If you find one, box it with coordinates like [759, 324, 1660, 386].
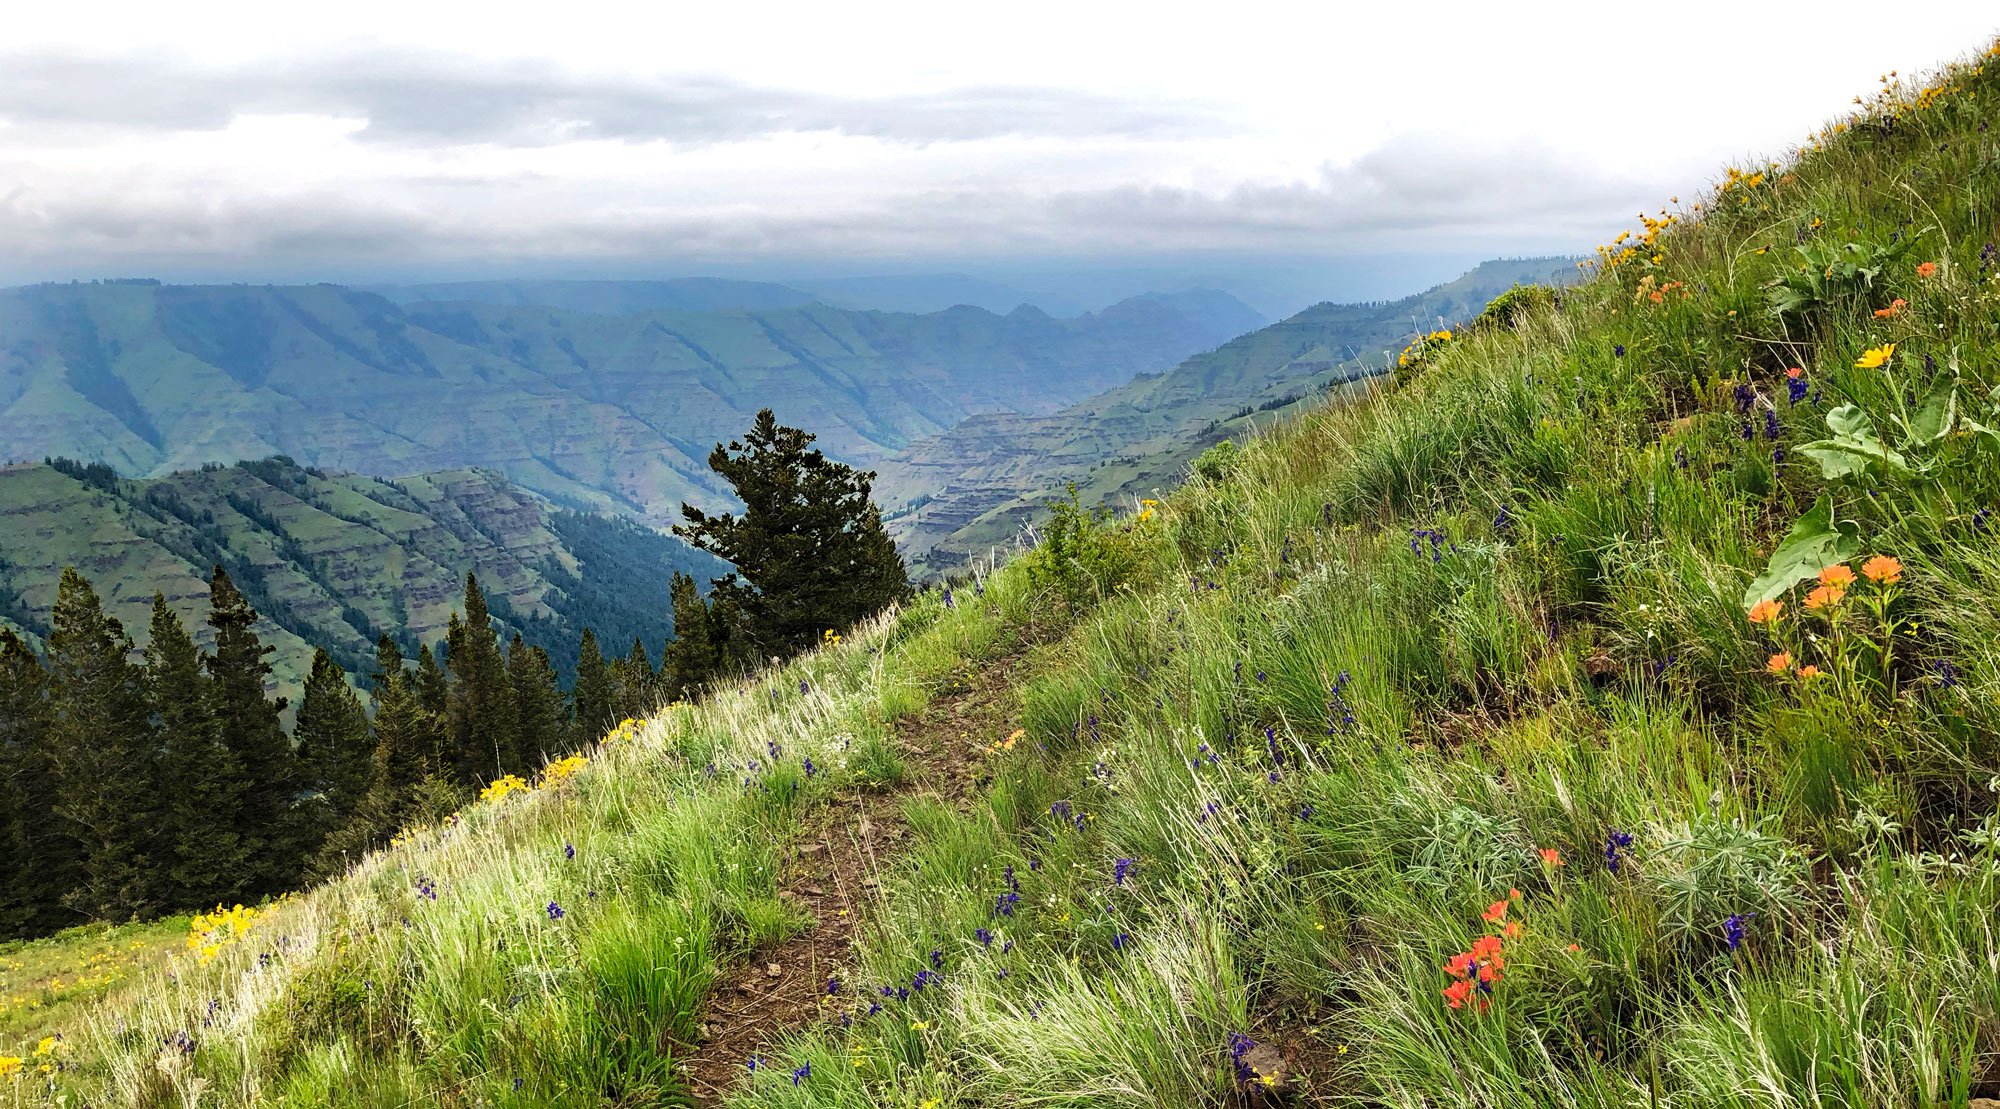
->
[1743, 495, 1862, 609]
[1797, 405, 1909, 479]
[1906, 376, 1956, 443]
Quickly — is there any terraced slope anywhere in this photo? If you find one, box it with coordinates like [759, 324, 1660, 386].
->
[0, 282, 1262, 524]
[0, 457, 725, 700]
[14, 39, 2000, 1109]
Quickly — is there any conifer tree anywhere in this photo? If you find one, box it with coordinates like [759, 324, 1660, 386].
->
[293, 648, 372, 853]
[660, 570, 749, 699]
[507, 634, 565, 772]
[0, 628, 66, 938]
[615, 636, 657, 719]
[45, 568, 157, 920]
[572, 627, 616, 742]
[204, 566, 299, 894]
[315, 637, 429, 874]
[445, 574, 516, 784]
[676, 409, 909, 658]
[144, 594, 249, 908]
[412, 641, 451, 772]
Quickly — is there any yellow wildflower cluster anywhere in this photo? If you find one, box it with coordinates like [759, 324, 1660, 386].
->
[601, 716, 647, 746]
[0, 1056, 18, 1077]
[1854, 343, 1897, 369]
[822, 628, 843, 648]
[1396, 328, 1453, 368]
[1136, 498, 1160, 524]
[187, 903, 262, 965]
[539, 753, 589, 788]
[479, 774, 531, 803]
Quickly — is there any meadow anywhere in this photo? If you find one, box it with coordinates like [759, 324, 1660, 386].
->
[8, 37, 2000, 1109]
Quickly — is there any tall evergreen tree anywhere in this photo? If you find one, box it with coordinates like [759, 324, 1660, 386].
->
[412, 641, 452, 774]
[507, 634, 565, 772]
[0, 628, 66, 938]
[293, 648, 372, 855]
[144, 594, 249, 908]
[614, 637, 657, 719]
[660, 571, 752, 700]
[45, 568, 157, 920]
[445, 574, 516, 784]
[572, 627, 616, 743]
[204, 566, 299, 894]
[316, 637, 429, 874]
[675, 409, 909, 658]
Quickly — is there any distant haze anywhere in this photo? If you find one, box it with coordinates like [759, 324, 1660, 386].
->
[3, 1, 1994, 303]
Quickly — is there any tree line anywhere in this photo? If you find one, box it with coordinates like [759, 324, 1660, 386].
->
[0, 409, 908, 940]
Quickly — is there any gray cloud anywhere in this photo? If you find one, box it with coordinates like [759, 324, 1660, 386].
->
[0, 135, 1645, 283]
[0, 45, 1230, 146]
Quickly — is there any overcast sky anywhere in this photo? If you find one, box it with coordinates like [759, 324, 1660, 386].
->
[3, 1, 1995, 286]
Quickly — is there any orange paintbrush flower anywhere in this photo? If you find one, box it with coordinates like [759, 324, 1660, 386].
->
[1748, 599, 1784, 624]
[1862, 555, 1903, 584]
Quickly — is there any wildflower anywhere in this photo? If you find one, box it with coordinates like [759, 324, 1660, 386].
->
[1112, 858, 1136, 887]
[1747, 599, 1784, 625]
[911, 969, 939, 992]
[803, 757, 816, 777]
[791, 1063, 811, 1086]
[1566, 943, 1581, 953]
[1539, 847, 1564, 867]
[1819, 564, 1856, 588]
[546, 901, 564, 921]
[1804, 584, 1845, 611]
[1605, 830, 1633, 874]
[33, 1036, 59, 1058]
[1916, 261, 1937, 278]
[929, 948, 945, 970]
[1112, 932, 1131, 951]
[1854, 344, 1897, 369]
[479, 774, 530, 803]
[1481, 899, 1509, 923]
[1503, 920, 1523, 939]
[1862, 555, 1903, 584]
[1722, 912, 1754, 952]
[1442, 979, 1474, 1010]
[563, 843, 575, 861]
[1767, 652, 1793, 674]
[1787, 368, 1809, 405]
[0, 1058, 20, 1077]
[1931, 659, 1960, 687]
[975, 927, 994, 948]
[1798, 664, 1821, 678]
[1873, 298, 1907, 318]
[1228, 1033, 1258, 1080]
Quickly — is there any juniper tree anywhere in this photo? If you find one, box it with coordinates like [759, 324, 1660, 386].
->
[0, 628, 66, 938]
[145, 594, 249, 908]
[45, 568, 158, 920]
[204, 566, 299, 894]
[675, 409, 909, 658]
[293, 647, 372, 854]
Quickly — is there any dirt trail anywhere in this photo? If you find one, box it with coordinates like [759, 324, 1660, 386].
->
[679, 663, 1014, 1105]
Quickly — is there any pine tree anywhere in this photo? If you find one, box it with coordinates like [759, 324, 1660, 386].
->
[0, 628, 67, 938]
[615, 637, 657, 719]
[293, 648, 372, 857]
[675, 409, 909, 658]
[144, 594, 249, 908]
[508, 634, 565, 772]
[45, 567, 158, 920]
[445, 574, 516, 784]
[572, 627, 616, 743]
[412, 641, 452, 775]
[660, 570, 748, 700]
[204, 566, 299, 895]
[315, 638, 429, 874]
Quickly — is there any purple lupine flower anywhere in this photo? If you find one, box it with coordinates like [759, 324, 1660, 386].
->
[1734, 382, 1755, 414]
[1763, 409, 1782, 440]
[1604, 830, 1633, 874]
[827, 977, 842, 995]
[1613, 344, 1626, 358]
[1787, 372, 1809, 405]
[546, 901, 564, 920]
[791, 1063, 811, 1086]
[912, 969, 939, 992]
[976, 927, 994, 948]
[563, 843, 575, 861]
[1228, 1033, 1257, 1081]
[1112, 932, 1131, 952]
[1113, 858, 1137, 886]
[929, 948, 944, 970]
[1723, 912, 1754, 951]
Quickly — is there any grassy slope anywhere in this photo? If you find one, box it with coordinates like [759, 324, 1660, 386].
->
[13, 41, 2000, 1109]
[879, 257, 1580, 570]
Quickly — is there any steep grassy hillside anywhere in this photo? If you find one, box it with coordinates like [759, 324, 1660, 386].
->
[880, 257, 1579, 569]
[0, 457, 725, 700]
[0, 283, 1260, 524]
[12, 41, 2000, 1109]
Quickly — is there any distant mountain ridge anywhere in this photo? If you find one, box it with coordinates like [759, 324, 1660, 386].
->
[0, 281, 1264, 525]
[0, 456, 727, 702]
[880, 257, 1583, 567]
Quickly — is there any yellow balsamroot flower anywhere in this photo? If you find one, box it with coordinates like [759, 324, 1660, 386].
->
[539, 754, 588, 788]
[822, 628, 843, 647]
[1854, 344, 1897, 369]
[1137, 498, 1159, 523]
[0, 1056, 22, 1077]
[32, 1037, 57, 1058]
[188, 904, 263, 964]
[480, 774, 531, 803]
